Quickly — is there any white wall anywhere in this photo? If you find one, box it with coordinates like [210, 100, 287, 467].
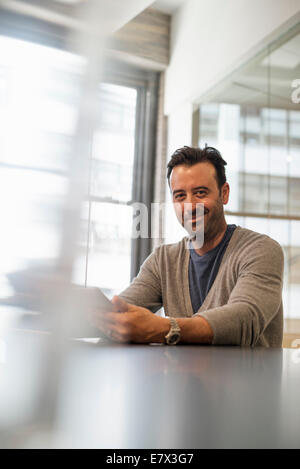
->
[164, 102, 193, 243]
[165, 0, 300, 115]
[167, 101, 193, 153]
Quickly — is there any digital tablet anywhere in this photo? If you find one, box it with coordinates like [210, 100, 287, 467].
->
[7, 268, 114, 315]
[68, 286, 118, 339]
[71, 285, 113, 314]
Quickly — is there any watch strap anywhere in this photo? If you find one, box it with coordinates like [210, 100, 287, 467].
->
[165, 317, 181, 345]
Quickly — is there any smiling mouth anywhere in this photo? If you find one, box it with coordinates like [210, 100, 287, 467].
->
[191, 212, 207, 222]
[182, 211, 208, 227]
[191, 219, 204, 226]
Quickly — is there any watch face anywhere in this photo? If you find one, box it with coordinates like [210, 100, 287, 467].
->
[168, 333, 180, 345]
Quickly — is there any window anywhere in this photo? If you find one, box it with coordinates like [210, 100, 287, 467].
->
[0, 34, 80, 297]
[0, 28, 158, 303]
[73, 83, 138, 296]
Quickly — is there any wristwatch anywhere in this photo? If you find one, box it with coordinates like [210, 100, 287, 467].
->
[165, 317, 181, 345]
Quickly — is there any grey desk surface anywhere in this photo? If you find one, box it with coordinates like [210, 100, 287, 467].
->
[2, 331, 300, 449]
[54, 341, 300, 448]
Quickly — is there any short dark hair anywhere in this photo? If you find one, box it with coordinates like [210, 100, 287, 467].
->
[167, 145, 227, 190]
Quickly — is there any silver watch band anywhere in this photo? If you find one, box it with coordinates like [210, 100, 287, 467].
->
[165, 317, 181, 345]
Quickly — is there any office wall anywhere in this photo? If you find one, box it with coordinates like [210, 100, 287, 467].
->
[164, 102, 194, 243]
[165, 0, 300, 115]
[163, 0, 300, 243]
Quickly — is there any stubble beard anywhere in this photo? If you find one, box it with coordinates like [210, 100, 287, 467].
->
[202, 197, 225, 244]
[188, 197, 225, 246]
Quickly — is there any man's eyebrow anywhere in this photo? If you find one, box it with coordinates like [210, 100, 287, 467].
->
[172, 186, 209, 195]
[172, 189, 185, 195]
[192, 186, 209, 191]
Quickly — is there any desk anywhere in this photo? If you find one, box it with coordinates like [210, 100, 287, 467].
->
[1, 332, 300, 449]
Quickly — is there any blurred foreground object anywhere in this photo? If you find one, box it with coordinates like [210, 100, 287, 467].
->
[0, 0, 153, 448]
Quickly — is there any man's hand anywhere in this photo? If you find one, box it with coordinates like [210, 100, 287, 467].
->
[89, 296, 213, 344]
[89, 296, 170, 343]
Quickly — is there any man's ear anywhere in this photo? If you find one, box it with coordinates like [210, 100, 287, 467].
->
[222, 183, 230, 205]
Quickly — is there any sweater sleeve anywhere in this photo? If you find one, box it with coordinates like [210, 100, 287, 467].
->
[197, 238, 284, 346]
[118, 249, 163, 313]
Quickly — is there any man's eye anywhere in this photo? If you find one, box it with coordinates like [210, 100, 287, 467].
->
[175, 194, 185, 199]
[195, 191, 206, 196]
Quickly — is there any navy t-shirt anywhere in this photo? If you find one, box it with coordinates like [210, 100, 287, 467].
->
[188, 224, 236, 314]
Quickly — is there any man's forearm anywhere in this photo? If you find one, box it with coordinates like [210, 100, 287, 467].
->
[176, 316, 213, 344]
[154, 315, 214, 344]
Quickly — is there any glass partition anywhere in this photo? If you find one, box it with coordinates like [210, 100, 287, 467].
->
[196, 23, 300, 319]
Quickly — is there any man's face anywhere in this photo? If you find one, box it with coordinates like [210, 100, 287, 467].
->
[169, 162, 229, 241]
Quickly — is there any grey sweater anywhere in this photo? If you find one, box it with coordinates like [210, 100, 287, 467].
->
[120, 226, 284, 347]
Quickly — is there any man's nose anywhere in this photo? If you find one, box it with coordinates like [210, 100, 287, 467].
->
[183, 198, 205, 219]
[184, 193, 193, 204]
[184, 194, 197, 211]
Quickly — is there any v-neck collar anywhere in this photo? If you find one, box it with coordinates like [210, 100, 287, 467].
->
[183, 226, 242, 315]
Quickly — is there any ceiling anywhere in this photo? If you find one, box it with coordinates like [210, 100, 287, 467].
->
[0, 0, 156, 34]
[151, 0, 187, 15]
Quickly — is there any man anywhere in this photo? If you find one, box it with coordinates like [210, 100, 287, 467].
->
[90, 146, 284, 347]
